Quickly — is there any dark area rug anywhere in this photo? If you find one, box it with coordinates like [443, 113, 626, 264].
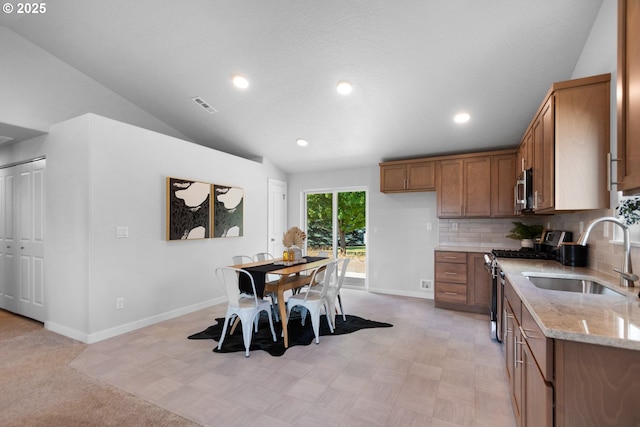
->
[188, 312, 392, 356]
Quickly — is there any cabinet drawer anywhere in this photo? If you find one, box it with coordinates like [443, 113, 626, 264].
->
[435, 262, 467, 283]
[435, 283, 468, 304]
[504, 278, 522, 321]
[521, 304, 553, 382]
[435, 251, 467, 263]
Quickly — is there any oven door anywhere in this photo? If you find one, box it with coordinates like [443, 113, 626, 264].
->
[484, 254, 500, 341]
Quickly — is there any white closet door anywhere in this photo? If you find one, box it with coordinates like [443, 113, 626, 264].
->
[0, 166, 18, 313]
[1, 159, 46, 321]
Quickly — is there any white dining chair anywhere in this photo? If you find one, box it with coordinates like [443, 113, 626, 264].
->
[232, 255, 254, 265]
[254, 252, 274, 262]
[215, 267, 277, 357]
[326, 257, 350, 326]
[286, 261, 337, 344]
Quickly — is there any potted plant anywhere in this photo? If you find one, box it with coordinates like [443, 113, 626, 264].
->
[506, 222, 544, 248]
[616, 197, 640, 226]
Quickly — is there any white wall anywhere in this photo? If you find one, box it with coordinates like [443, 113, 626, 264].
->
[1, 114, 286, 342]
[287, 167, 439, 299]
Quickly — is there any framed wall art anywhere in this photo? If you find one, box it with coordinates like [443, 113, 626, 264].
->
[212, 184, 244, 237]
[166, 177, 211, 240]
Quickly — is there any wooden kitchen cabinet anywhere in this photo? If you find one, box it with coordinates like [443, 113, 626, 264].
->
[555, 339, 640, 427]
[491, 153, 517, 217]
[516, 130, 534, 176]
[617, 0, 640, 195]
[436, 156, 491, 217]
[379, 160, 435, 193]
[434, 251, 490, 314]
[504, 277, 553, 427]
[524, 74, 610, 213]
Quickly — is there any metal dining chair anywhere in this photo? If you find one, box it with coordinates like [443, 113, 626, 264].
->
[232, 255, 254, 265]
[285, 261, 337, 343]
[215, 267, 277, 357]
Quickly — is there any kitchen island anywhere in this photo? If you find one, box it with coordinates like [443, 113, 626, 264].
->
[497, 258, 640, 427]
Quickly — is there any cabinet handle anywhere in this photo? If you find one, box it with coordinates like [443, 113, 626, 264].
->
[444, 256, 458, 259]
[515, 326, 525, 366]
[534, 191, 538, 210]
[515, 337, 524, 366]
[444, 272, 458, 275]
[444, 291, 458, 295]
[607, 152, 620, 190]
[521, 327, 539, 340]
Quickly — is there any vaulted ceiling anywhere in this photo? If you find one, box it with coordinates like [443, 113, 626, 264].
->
[0, 0, 604, 173]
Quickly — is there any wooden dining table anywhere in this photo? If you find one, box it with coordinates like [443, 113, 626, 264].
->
[230, 256, 334, 348]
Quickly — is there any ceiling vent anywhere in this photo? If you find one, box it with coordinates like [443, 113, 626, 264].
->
[0, 136, 15, 145]
[192, 96, 217, 114]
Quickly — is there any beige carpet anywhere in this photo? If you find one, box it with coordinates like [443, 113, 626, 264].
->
[0, 310, 201, 427]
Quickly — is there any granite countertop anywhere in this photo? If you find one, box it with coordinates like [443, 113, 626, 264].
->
[497, 258, 640, 351]
[436, 245, 500, 253]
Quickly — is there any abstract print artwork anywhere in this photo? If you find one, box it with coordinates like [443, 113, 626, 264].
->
[166, 177, 211, 240]
[213, 185, 244, 237]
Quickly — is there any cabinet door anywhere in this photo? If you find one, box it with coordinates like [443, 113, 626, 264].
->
[436, 159, 464, 217]
[505, 306, 522, 426]
[463, 156, 491, 217]
[380, 164, 408, 192]
[523, 342, 553, 427]
[468, 253, 491, 310]
[517, 131, 533, 176]
[491, 154, 516, 217]
[617, 0, 640, 195]
[407, 161, 435, 191]
[533, 98, 554, 211]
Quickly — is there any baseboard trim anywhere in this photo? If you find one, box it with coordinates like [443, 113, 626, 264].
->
[45, 297, 225, 344]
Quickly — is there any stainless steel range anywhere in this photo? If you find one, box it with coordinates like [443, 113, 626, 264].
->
[485, 230, 572, 341]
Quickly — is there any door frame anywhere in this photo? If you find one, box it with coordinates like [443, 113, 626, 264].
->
[301, 186, 368, 289]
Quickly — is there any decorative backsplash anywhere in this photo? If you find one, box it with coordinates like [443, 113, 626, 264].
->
[439, 210, 640, 282]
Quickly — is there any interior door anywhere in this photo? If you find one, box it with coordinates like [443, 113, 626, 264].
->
[0, 165, 17, 313]
[0, 159, 46, 321]
[267, 179, 287, 257]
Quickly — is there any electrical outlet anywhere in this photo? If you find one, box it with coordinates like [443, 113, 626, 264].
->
[427, 222, 432, 231]
[452, 223, 458, 231]
[115, 297, 125, 310]
[420, 279, 433, 290]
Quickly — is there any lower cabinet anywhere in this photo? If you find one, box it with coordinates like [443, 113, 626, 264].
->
[503, 277, 638, 427]
[504, 278, 552, 427]
[434, 251, 491, 314]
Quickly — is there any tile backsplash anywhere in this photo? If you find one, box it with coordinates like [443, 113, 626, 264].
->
[439, 210, 640, 282]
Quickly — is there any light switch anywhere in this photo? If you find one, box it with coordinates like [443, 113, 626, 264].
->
[116, 226, 129, 238]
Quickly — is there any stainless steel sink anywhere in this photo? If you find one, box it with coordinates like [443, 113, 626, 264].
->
[525, 275, 624, 296]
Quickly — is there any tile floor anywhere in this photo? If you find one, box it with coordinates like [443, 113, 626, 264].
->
[69, 289, 516, 427]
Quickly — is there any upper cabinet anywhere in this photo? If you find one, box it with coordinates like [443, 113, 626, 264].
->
[517, 74, 610, 213]
[379, 160, 435, 193]
[435, 151, 515, 218]
[380, 150, 515, 218]
[436, 156, 492, 218]
[617, 0, 640, 195]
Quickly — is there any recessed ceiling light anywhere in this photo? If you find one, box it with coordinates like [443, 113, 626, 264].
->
[454, 112, 471, 123]
[296, 138, 309, 147]
[336, 81, 353, 95]
[232, 75, 249, 89]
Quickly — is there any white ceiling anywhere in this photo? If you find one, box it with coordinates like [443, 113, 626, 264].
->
[0, 0, 603, 173]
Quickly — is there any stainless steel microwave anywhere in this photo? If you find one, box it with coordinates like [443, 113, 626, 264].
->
[514, 168, 533, 213]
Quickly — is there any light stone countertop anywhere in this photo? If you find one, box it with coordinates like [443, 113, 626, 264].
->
[435, 246, 498, 254]
[497, 258, 640, 351]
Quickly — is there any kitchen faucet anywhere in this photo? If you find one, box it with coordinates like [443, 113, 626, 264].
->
[577, 216, 639, 288]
